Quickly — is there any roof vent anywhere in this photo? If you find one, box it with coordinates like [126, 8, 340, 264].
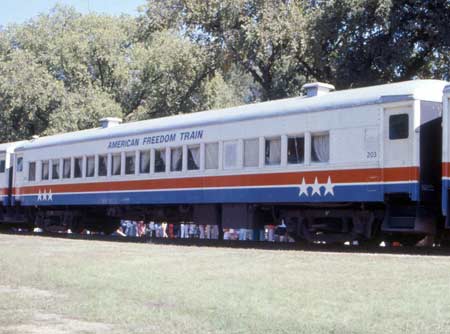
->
[302, 82, 335, 97]
[100, 117, 122, 128]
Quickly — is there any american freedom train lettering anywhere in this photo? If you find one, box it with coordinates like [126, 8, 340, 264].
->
[107, 130, 203, 149]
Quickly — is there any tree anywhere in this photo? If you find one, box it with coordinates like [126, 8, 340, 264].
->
[46, 86, 123, 135]
[303, 0, 450, 88]
[140, 0, 309, 100]
[126, 30, 238, 120]
[0, 50, 65, 141]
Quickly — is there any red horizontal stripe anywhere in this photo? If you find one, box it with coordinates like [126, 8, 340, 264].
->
[13, 167, 418, 196]
[443, 162, 450, 178]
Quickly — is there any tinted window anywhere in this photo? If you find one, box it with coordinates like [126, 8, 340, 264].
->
[16, 157, 23, 172]
[52, 160, 60, 179]
[112, 154, 121, 176]
[74, 158, 83, 178]
[205, 143, 218, 169]
[42, 161, 49, 180]
[311, 133, 329, 163]
[265, 138, 281, 165]
[188, 146, 200, 170]
[244, 139, 259, 167]
[98, 155, 107, 176]
[125, 153, 135, 175]
[140, 151, 150, 174]
[86, 156, 95, 177]
[63, 158, 71, 178]
[155, 149, 166, 173]
[171, 147, 183, 172]
[223, 141, 238, 169]
[389, 114, 409, 140]
[29, 162, 36, 181]
[0, 160, 5, 173]
[288, 137, 305, 164]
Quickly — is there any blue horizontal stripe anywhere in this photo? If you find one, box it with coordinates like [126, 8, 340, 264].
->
[17, 183, 417, 206]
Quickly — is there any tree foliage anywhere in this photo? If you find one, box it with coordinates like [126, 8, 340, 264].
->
[0, 1, 450, 142]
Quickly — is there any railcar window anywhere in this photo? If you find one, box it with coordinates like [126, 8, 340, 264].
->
[111, 154, 121, 176]
[16, 157, 23, 172]
[140, 151, 150, 174]
[125, 152, 136, 175]
[244, 139, 259, 167]
[86, 156, 95, 177]
[224, 141, 238, 169]
[288, 136, 305, 164]
[98, 155, 107, 176]
[205, 143, 219, 170]
[171, 147, 183, 172]
[155, 149, 166, 173]
[265, 137, 281, 165]
[0, 160, 5, 173]
[74, 158, 82, 178]
[28, 162, 36, 181]
[311, 133, 330, 163]
[63, 158, 71, 179]
[389, 114, 409, 140]
[188, 145, 200, 170]
[42, 161, 49, 180]
[52, 160, 60, 179]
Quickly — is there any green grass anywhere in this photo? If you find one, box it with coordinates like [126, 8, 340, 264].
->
[1, 234, 450, 334]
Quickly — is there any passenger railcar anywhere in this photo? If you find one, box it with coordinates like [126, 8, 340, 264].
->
[2, 80, 450, 243]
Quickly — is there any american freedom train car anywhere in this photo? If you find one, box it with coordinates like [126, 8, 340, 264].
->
[4, 80, 450, 243]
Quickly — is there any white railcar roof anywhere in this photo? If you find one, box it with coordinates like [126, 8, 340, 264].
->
[0, 141, 28, 153]
[14, 79, 449, 151]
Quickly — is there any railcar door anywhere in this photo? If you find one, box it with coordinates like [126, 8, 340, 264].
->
[12, 154, 24, 205]
[383, 106, 414, 195]
[0, 152, 8, 205]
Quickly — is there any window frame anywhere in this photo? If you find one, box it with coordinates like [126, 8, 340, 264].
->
[139, 150, 151, 174]
[98, 154, 108, 177]
[111, 153, 122, 176]
[154, 148, 166, 173]
[205, 142, 219, 170]
[389, 113, 409, 140]
[311, 131, 330, 163]
[51, 159, 60, 180]
[16, 157, 23, 172]
[187, 145, 201, 171]
[41, 160, 49, 180]
[223, 140, 239, 170]
[86, 156, 95, 178]
[62, 158, 71, 179]
[243, 138, 260, 168]
[28, 161, 36, 182]
[287, 135, 305, 165]
[264, 136, 282, 166]
[125, 151, 136, 175]
[74, 157, 83, 178]
[170, 146, 183, 172]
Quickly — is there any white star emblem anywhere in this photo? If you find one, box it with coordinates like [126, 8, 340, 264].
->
[47, 190, 53, 201]
[298, 177, 309, 197]
[324, 176, 335, 196]
[37, 190, 42, 201]
[311, 177, 321, 196]
[42, 190, 47, 201]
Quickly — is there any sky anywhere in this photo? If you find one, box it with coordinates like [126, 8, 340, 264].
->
[0, 0, 145, 26]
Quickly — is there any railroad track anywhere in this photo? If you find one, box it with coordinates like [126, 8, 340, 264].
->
[2, 230, 450, 256]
